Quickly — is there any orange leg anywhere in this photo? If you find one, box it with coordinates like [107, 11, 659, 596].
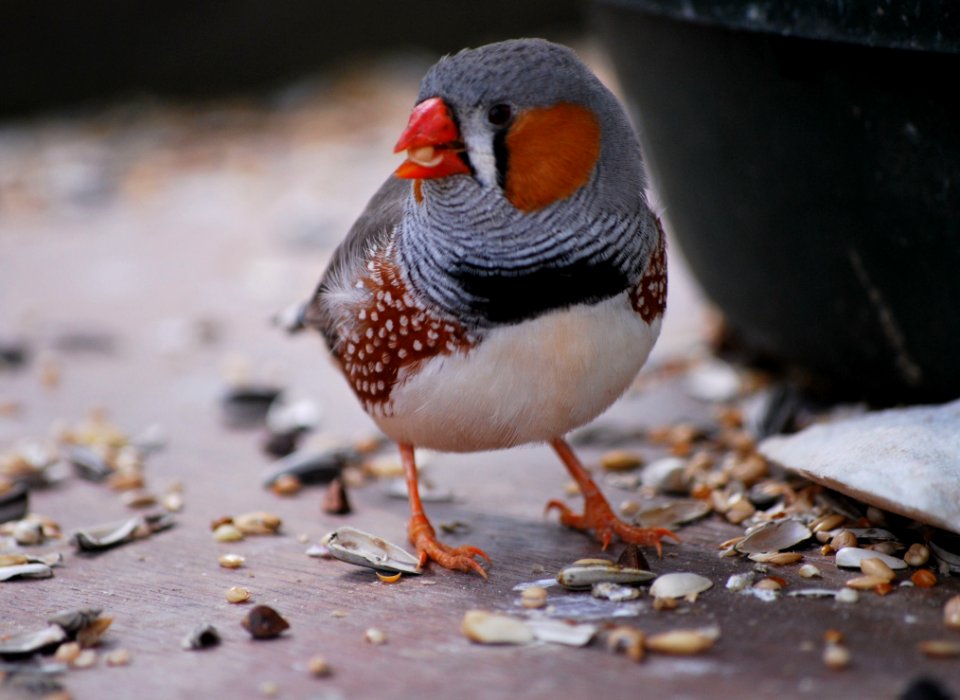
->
[400, 443, 490, 578]
[545, 437, 679, 556]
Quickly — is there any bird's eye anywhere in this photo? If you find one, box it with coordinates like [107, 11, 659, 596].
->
[487, 103, 512, 126]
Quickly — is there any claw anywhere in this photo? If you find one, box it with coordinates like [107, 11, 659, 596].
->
[548, 438, 680, 557]
[409, 512, 490, 578]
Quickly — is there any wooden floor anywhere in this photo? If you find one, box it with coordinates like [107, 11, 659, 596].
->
[2, 53, 959, 700]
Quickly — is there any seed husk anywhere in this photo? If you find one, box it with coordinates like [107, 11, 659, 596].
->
[919, 639, 960, 658]
[735, 519, 811, 554]
[227, 586, 252, 603]
[558, 559, 655, 590]
[754, 577, 783, 591]
[944, 595, 960, 629]
[528, 620, 598, 647]
[0, 562, 53, 581]
[76, 616, 112, 648]
[376, 571, 402, 584]
[835, 588, 859, 604]
[213, 524, 245, 542]
[798, 564, 822, 578]
[911, 569, 937, 588]
[322, 526, 422, 575]
[72, 513, 173, 551]
[182, 623, 221, 650]
[904, 543, 930, 567]
[592, 581, 642, 602]
[520, 586, 548, 608]
[242, 605, 290, 639]
[859, 557, 896, 582]
[461, 610, 533, 645]
[263, 447, 353, 487]
[645, 628, 718, 655]
[218, 553, 245, 569]
[606, 626, 645, 662]
[835, 547, 906, 570]
[364, 628, 386, 645]
[162, 492, 184, 512]
[649, 572, 713, 600]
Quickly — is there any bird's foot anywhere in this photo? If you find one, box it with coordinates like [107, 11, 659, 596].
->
[545, 496, 678, 557]
[408, 513, 491, 578]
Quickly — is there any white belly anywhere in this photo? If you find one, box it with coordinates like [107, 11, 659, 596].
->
[373, 293, 660, 452]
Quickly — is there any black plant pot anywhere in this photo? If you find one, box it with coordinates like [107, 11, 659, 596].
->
[593, 0, 960, 403]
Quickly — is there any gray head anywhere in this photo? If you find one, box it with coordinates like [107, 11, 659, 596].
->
[397, 38, 646, 210]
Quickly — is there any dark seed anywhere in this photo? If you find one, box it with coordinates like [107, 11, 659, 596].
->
[322, 478, 351, 516]
[261, 429, 304, 458]
[65, 444, 113, 482]
[0, 338, 30, 368]
[182, 623, 221, 650]
[241, 605, 290, 639]
[617, 544, 650, 572]
[49, 608, 103, 636]
[221, 386, 282, 428]
[0, 482, 29, 524]
[262, 447, 355, 488]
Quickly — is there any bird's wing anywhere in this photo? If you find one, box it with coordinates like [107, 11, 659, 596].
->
[302, 175, 409, 351]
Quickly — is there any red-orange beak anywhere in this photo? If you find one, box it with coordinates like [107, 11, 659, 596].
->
[394, 97, 470, 180]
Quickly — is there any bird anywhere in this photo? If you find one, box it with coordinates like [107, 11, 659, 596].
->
[298, 38, 675, 577]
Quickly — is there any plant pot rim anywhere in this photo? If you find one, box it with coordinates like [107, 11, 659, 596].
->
[593, 0, 960, 53]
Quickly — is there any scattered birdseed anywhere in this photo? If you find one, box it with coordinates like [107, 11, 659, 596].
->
[461, 611, 532, 645]
[307, 654, 331, 677]
[600, 450, 643, 472]
[845, 575, 889, 591]
[859, 558, 896, 582]
[919, 639, 960, 658]
[823, 642, 851, 670]
[944, 596, 960, 629]
[76, 616, 113, 648]
[241, 606, 290, 639]
[904, 543, 930, 567]
[219, 554, 246, 569]
[105, 648, 132, 666]
[54, 642, 81, 663]
[645, 628, 718, 655]
[798, 564, 822, 578]
[830, 530, 858, 550]
[376, 571, 402, 584]
[835, 588, 859, 604]
[72, 649, 97, 669]
[364, 628, 387, 645]
[520, 586, 549, 608]
[810, 513, 845, 533]
[605, 626, 644, 662]
[234, 511, 282, 536]
[322, 478, 351, 515]
[162, 492, 184, 512]
[227, 586, 252, 603]
[213, 524, 245, 542]
[271, 473, 302, 496]
[911, 569, 937, 588]
[182, 623, 221, 650]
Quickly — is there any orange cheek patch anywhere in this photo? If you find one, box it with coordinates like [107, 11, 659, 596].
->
[504, 103, 601, 212]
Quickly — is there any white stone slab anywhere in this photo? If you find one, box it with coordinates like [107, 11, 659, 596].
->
[759, 399, 960, 534]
